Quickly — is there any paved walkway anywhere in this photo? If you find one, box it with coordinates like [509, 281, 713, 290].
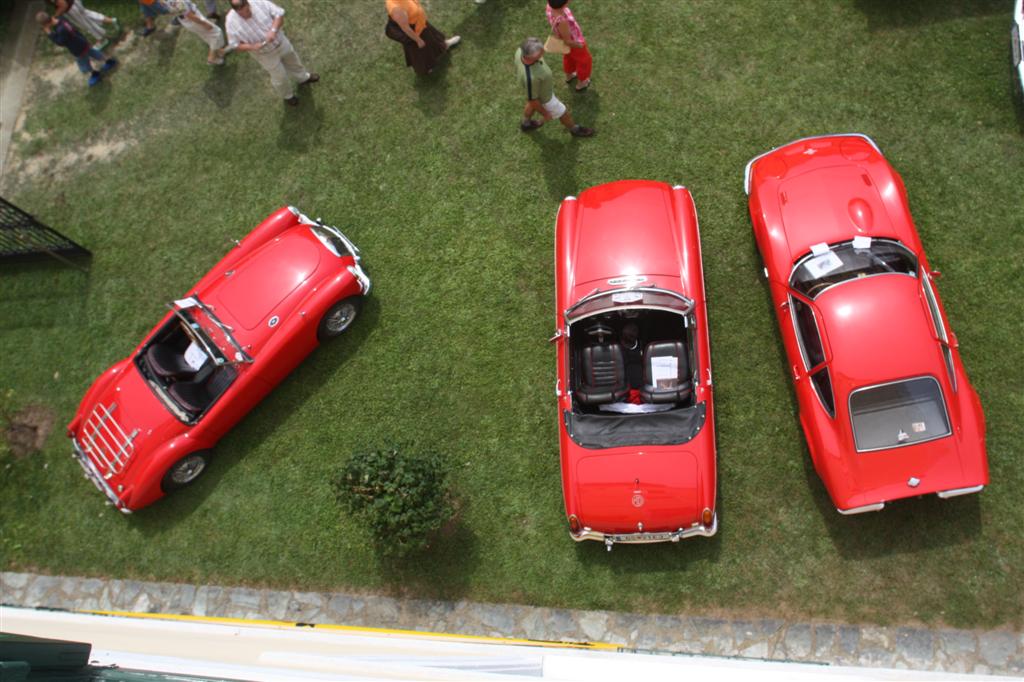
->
[0, 0, 42, 184]
[2, 572, 1021, 677]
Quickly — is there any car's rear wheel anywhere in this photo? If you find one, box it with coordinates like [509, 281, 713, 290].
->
[161, 450, 211, 493]
[317, 296, 362, 341]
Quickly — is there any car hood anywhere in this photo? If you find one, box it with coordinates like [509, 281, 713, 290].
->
[779, 165, 896, 259]
[573, 449, 701, 533]
[211, 229, 323, 331]
[74, 364, 184, 483]
[571, 182, 684, 291]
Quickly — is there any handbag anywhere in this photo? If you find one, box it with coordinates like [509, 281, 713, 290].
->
[544, 33, 570, 55]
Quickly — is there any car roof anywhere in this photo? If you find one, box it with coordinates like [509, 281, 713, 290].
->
[815, 274, 943, 394]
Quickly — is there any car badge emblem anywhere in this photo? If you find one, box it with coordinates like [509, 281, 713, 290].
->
[908, 477, 921, 488]
[268, 316, 280, 328]
[632, 494, 644, 508]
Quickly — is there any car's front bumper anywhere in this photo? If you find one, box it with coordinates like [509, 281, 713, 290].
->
[570, 513, 717, 550]
[71, 439, 131, 514]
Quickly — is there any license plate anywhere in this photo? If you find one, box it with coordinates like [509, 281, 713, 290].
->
[609, 532, 674, 543]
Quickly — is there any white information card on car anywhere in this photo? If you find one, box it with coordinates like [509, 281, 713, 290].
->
[184, 341, 208, 371]
[651, 356, 678, 388]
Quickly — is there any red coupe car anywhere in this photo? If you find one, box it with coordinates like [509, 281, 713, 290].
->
[745, 134, 988, 514]
[67, 206, 371, 512]
[553, 181, 717, 549]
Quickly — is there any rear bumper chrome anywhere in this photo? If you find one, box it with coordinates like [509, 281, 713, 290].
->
[71, 439, 131, 514]
[570, 514, 717, 550]
[838, 484, 984, 514]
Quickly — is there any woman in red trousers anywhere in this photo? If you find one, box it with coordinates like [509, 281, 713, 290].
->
[546, 0, 592, 91]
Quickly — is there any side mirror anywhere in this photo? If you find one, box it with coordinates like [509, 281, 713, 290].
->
[549, 329, 563, 343]
[930, 270, 942, 280]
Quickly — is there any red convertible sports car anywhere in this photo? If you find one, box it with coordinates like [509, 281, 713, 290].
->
[553, 180, 717, 549]
[67, 206, 371, 512]
[745, 134, 988, 514]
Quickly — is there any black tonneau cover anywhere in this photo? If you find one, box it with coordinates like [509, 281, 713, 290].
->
[565, 403, 706, 449]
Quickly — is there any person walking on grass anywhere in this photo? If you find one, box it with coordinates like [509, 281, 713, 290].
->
[226, 0, 319, 106]
[37, 12, 117, 88]
[47, 0, 121, 49]
[165, 0, 228, 65]
[138, 0, 171, 37]
[385, 0, 460, 76]
[546, 0, 592, 91]
[515, 37, 594, 137]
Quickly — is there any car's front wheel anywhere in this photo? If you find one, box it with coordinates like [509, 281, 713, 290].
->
[161, 450, 211, 493]
[317, 296, 362, 341]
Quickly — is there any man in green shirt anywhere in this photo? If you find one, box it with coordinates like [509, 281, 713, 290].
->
[515, 37, 595, 137]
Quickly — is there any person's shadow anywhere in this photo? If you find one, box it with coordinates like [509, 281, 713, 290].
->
[528, 89, 601, 200]
[153, 27, 180, 67]
[203, 60, 239, 109]
[277, 88, 324, 153]
[413, 58, 450, 117]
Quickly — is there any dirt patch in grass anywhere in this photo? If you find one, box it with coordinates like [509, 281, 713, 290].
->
[4, 404, 57, 458]
[21, 137, 131, 182]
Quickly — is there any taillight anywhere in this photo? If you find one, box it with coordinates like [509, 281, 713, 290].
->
[568, 514, 581, 533]
[701, 507, 714, 527]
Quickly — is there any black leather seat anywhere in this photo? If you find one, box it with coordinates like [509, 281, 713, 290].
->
[641, 341, 693, 404]
[169, 366, 236, 413]
[576, 343, 629, 405]
[146, 343, 198, 379]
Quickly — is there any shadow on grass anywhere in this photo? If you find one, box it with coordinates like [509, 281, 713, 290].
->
[153, 27, 180, 67]
[277, 88, 324, 152]
[86, 77, 113, 114]
[571, 526, 722, 573]
[0, 258, 92, 329]
[377, 519, 480, 600]
[203, 60, 239, 109]
[1012, 75, 1024, 136]
[130, 295, 381, 529]
[413, 62, 450, 118]
[853, 0, 1005, 30]
[529, 131, 579, 201]
[803, 451, 982, 559]
[450, 0, 533, 49]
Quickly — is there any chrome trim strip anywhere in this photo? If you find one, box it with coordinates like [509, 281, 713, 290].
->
[837, 502, 885, 515]
[565, 286, 694, 325]
[71, 440, 131, 514]
[743, 133, 883, 195]
[570, 513, 717, 546]
[937, 484, 984, 499]
[293, 209, 371, 295]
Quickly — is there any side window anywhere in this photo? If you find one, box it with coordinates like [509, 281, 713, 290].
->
[810, 368, 836, 417]
[922, 275, 957, 392]
[790, 297, 825, 369]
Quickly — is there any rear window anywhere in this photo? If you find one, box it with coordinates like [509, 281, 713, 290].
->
[849, 377, 951, 452]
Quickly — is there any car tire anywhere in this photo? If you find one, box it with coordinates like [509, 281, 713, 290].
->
[317, 296, 362, 341]
[161, 450, 211, 493]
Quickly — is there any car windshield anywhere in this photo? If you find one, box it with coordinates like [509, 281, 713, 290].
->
[789, 238, 917, 299]
[171, 297, 252, 364]
[849, 376, 951, 452]
[565, 287, 693, 325]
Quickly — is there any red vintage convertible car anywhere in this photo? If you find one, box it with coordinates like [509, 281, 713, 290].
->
[67, 206, 371, 512]
[553, 180, 717, 549]
[745, 134, 988, 514]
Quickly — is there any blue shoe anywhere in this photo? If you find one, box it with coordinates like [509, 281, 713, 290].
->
[101, 58, 118, 72]
[88, 72, 103, 87]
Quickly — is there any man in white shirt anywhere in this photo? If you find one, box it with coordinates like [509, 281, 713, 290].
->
[225, 0, 318, 106]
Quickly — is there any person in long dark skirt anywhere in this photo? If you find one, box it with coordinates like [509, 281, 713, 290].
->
[385, 0, 460, 76]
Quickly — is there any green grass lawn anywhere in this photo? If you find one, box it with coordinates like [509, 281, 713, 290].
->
[1, 0, 1022, 630]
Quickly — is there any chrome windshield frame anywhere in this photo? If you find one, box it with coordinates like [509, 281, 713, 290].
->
[788, 238, 918, 301]
[168, 296, 253, 365]
[565, 287, 694, 326]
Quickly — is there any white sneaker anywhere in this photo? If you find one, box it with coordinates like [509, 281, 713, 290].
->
[445, 35, 461, 48]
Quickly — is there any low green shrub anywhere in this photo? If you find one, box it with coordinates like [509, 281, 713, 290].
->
[334, 446, 454, 557]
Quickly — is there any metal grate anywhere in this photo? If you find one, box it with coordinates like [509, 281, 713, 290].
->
[0, 197, 90, 261]
[82, 402, 139, 478]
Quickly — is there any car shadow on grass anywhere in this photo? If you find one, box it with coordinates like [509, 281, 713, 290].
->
[853, 0, 1005, 30]
[130, 295, 381, 529]
[203, 60, 239, 110]
[0, 258, 92, 330]
[277, 88, 325, 153]
[802, 451, 983, 560]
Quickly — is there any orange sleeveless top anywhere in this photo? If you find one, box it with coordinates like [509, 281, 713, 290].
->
[386, 0, 427, 36]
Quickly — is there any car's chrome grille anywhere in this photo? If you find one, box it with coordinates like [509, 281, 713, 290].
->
[81, 402, 139, 479]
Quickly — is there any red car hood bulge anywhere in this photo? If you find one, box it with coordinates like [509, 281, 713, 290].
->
[79, 365, 184, 483]
[779, 165, 895, 257]
[575, 449, 699, 533]
[212, 230, 322, 331]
